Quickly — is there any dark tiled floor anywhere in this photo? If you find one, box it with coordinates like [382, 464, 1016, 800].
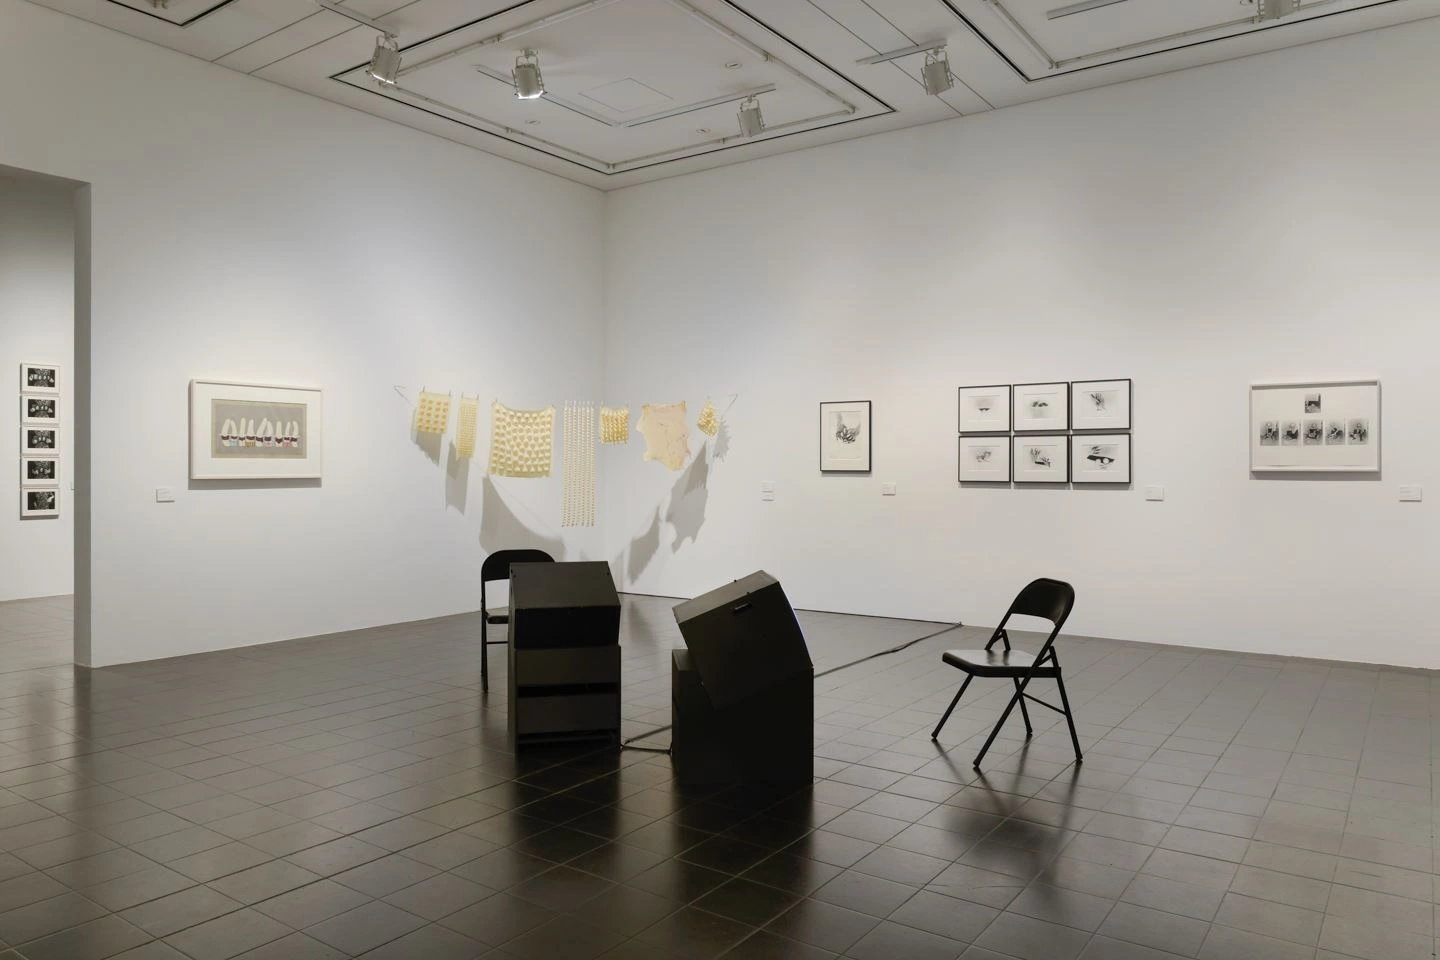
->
[0, 594, 1436, 959]
[0, 596, 71, 674]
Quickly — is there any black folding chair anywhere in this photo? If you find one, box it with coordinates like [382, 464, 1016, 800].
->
[480, 549, 554, 692]
[930, 578, 1083, 768]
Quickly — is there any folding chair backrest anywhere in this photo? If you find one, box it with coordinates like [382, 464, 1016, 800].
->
[986, 578, 1075, 657]
[481, 549, 555, 610]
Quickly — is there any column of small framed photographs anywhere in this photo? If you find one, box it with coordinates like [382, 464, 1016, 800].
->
[958, 379, 1131, 485]
[20, 363, 60, 518]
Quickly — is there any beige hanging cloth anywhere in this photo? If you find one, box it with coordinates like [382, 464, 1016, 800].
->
[563, 402, 597, 527]
[639, 401, 690, 471]
[600, 406, 630, 445]
[489, 401, 555, 477]
[455, 396, 479, 459]
[696, 398, 720, 438]
[414, 390, 452, 435]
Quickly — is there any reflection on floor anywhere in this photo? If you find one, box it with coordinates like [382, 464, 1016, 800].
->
[0, 594, 1433, 959]
[0, 594, 71, 673]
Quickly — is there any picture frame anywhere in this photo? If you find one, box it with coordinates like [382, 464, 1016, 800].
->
[21, 394, 60, 426]
[20, 362, 59, 395]
[1013, 434, 1070, 484]
[958, 385, 1012, 434]
[1013, 382, 1070, 432]
[21, 456, 58, 486]
[1072, 434, 1132, 485]
[1250, 379, 1379, 473]
[819, 400, 872, 474]
[22, 426, 59, 455]
[958, 436, 1012, 483]
[189, 379, 324, 480]
[21, 488, 59, 519]
[1071, 379, 1131, 432]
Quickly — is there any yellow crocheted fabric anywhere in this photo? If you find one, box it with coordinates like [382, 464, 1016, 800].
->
[639, 401, 690, 471]
[600, 406, 630, 444]
[696, 399, 719, 438]
[455, 396, 479, 459]
[414, 391, 452, 435]
[489, 401, 554, 477]
[562, 402, 596, 527]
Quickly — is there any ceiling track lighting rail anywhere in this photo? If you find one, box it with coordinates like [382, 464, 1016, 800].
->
[314, 0, 393, 39]
[982, 0, 1058, 70]
[622, 84, 777, 128]
[622, 108, 855, 167]
[1046, 0, 1129, 19]
[856, 40, 949, 66]
[395, 0, 625, 79]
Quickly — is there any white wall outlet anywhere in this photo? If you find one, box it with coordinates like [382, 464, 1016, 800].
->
[760, 480, 775, 502]
[881, 482, 897, 496]
[1145, 485, 1165, 502]
[1399, 485, 1423, 502]
[155, 487, 175, 503]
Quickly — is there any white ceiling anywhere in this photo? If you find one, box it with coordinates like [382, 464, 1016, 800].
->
[27, 0, 1440, 187]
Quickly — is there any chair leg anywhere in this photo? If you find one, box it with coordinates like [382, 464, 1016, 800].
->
[974, 678, 1029, 769]
[1014, 679, 1033, 738]
[930, 674, 973, 741]
[1055, 672, 1083, 763]
[480, 621, 489, 693]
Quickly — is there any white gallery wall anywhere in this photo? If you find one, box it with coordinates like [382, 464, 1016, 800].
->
[0, 174, 74, 602]
[0, 0, 604, 666]
[603, 18, 1440, 668]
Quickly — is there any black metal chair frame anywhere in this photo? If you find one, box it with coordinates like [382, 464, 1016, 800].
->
[480, 549, 554, 692]
[930, 577, 1083, 769]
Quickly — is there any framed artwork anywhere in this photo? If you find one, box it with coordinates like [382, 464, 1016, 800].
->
[819, 400, 871, 473]
[1250, 379, 1379, 473]
[21, 457, 58, 486]
[21, 395, 60, 426]
[190, 379, 323, 480]
[21, 488, 59, 519]
[1013, 382, 1069, 432]
[1014, 435, 1070, 483]
[1071, 379, 1131, 432]
[1072, 434, 1132, 484]
[958, 436, 1012, 483]
[22, 426, 59, 455]
[20, 362, 59, 395]
[958, 385, 1012, 434]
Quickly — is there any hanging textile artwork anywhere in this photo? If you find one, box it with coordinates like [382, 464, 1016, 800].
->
[414, 390, 452, 435]
[455, 396, 479, 459]
[639, 401, 690, 471]
[563, 402, 597, 527]
[696, 398, 720, 438]
[600, 406, 630, 445]
[489, 401, 555, 477]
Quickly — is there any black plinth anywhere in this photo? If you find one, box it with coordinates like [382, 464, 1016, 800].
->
[508, 561, 621, 746]
[672, 572, 814, 786]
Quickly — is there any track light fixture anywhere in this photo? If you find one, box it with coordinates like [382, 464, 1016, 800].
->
[1255, 0, 1299, 20]
[922, 48, 954, 96]
[366, 34, 401, 85]
[737, 96, 764, 137]
[512, 49, 545, 100]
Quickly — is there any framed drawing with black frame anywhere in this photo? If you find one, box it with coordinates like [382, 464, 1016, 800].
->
[819, 400, 871, 473]
[1072, 434, 1131, 484]
[1013, 382, 1069, 433]
[1013, 435, 1070, 483]
[958, 436, 1012, 483]
[1071, 379, 1131, 432]
[1250, 379, 1379, 473]
[958, 385, 1012, 434]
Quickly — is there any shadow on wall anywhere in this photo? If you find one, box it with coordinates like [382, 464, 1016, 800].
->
[446, 443, 470, 514]
[413, 425, 442, 466]
[617, 441, 716, 583]
[480, 476, 564, 559]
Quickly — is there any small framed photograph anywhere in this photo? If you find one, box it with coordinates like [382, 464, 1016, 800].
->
[1071, 379, 1131, 431]
[958, 436, 1012, 483]
[21, 457, 58, 486]
[1072, 434, 1131, 484]
[21, 395, 59, 425]
[21, 362, 59, 395]
[23, 426, 59, 455]
[1013, 382, 1069, 432]
[21, 488, 59, 519]
[958, 385, 1011, 434]
[819, 400, 872, 473]
[1014, 434, 1070, 483]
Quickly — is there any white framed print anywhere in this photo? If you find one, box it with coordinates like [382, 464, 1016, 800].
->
[1250, 379, 1379, 473]
[20, 362, 59, 395]
[958, 436, 1012, 483]
[1013, 382, 1069, 432]
[21, 395, 59, 426]
[1071, 379, 1131, 432]
[21, 457, 58, 486]
[190, 379, 323, 480]
[22, 426, 59, 455]
[819, 400, 872, 473]
[1072, 434, 1131, 484]
[1014, 435, 1070, 483]
[21, 488, 59, 519]
[958, 385, 1012, 434]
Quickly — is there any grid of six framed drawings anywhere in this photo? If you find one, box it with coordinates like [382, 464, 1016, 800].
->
[958, 380, 1131, 485]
